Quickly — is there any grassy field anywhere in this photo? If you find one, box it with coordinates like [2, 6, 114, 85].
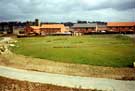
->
[10, 35, 135, 67]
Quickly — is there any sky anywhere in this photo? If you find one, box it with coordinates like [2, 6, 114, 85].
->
[0, 0, 135, 22]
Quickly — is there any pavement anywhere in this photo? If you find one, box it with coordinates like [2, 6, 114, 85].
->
[0, 66, 135, 91]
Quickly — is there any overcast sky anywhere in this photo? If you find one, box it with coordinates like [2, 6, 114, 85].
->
[0, 0, 135, 22]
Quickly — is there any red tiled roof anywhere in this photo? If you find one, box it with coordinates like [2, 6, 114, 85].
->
[107, 22, 135, 27]
[29, 24, 67, 33]
[41, 24, 65, 28]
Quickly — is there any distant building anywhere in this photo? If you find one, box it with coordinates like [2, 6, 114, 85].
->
[72, 23, 97, 34]
[107, 22, 135, 33]
[25, 20, 69, 35]
[40, 24, 68, 34]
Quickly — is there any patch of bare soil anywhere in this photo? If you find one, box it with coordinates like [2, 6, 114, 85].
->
[0, 51, 135, 80]
[0, 76, 99, 91]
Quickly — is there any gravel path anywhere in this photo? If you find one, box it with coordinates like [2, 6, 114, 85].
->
[0, 66, 135, 91]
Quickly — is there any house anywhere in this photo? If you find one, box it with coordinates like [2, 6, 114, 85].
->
[40, 24, 68, 35]
[25, 23, 69, 35]
[72, 23, 97, 34]
[107, 22, 135, 33]
[25, 19, 70, 35]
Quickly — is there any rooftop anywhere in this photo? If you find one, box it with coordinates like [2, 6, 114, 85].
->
[41, 24, 65, 28]
[72, 23, 97, 28]
[107, 22, 135, 27]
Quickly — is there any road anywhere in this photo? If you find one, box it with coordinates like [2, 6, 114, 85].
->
[0, 66, 135, 91]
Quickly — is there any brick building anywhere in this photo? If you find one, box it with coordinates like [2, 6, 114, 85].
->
[107, 22, 135, 33]
[25, 23, 69, 35]
[72, 23, 97, 34]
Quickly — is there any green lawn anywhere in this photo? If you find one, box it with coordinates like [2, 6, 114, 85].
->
[10, 35, 135, 67]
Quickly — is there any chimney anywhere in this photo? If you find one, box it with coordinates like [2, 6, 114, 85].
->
[35, 19, 40, 26]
